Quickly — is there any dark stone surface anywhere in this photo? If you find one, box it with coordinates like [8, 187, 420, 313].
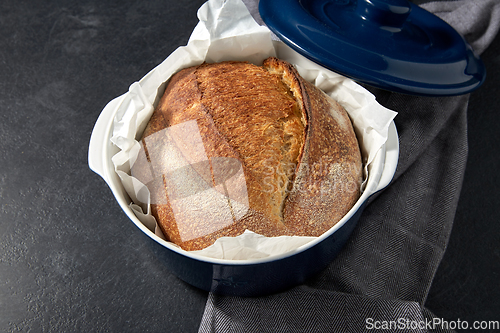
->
[0, 1, 208, 332]
[0, 0, 498, 331]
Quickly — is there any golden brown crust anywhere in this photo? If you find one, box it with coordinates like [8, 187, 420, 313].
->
[131, 57, 362, 251]
[283, 79, 362, 236]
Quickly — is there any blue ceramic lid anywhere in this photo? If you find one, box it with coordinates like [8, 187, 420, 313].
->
[259, 0, 485, 96]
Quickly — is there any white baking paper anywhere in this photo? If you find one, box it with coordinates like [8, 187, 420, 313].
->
[109, 0, 397, 260]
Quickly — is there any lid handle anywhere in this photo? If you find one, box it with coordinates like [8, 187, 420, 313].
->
[357, 0, 411, 32]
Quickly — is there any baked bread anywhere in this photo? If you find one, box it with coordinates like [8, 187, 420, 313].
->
[131, 57, 362, 251]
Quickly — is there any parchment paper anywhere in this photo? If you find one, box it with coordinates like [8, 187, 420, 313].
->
[109, 0, 397, 260]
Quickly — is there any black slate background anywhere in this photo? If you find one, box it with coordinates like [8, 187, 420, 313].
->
[0, 0, 498, 332]
[0, 1, 209, 332]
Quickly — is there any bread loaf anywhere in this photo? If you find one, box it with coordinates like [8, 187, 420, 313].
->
[130, 57, 363, 251]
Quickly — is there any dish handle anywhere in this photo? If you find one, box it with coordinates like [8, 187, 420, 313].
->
[374, 121, 399, 193]
[88, 95, 124, 181]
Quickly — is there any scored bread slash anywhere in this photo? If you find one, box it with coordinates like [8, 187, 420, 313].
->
[130, 57, 363, 251]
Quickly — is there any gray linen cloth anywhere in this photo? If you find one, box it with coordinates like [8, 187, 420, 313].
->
[198, 1, 500, 332]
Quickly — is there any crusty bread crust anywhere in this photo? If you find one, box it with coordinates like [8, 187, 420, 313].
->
[131, 57, 362, 251]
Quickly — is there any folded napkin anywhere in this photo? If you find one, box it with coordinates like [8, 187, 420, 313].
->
[198, 1, 500, 332]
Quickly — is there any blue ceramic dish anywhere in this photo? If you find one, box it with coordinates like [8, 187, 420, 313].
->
[88, 67, 399, 296]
